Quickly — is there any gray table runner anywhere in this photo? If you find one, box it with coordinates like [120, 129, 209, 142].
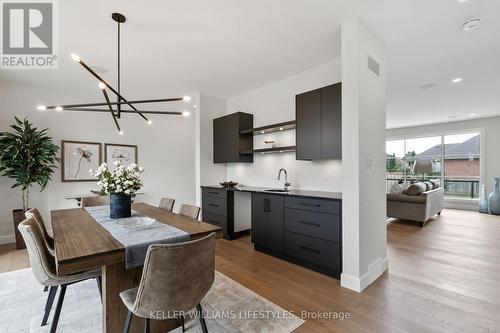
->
[85, 205, 190, 268]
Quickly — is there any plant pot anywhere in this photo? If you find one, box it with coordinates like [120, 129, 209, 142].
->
[110, 194, 131, 219]
[488, 177, 500, 215]
[13, 209, 28, 249]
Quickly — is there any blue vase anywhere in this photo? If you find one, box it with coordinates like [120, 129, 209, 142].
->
[110, 194, 131, 219]
[479, 184, 489, 214]
[488, 177, 500, 215]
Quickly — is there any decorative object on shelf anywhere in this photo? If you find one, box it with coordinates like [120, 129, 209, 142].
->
[220, 181, 238, 188]
[90, 160, 144, 218]
[488, 177, 500, 215]
[61, 141, 102, 182]
[0, 117, 60, 249]
[479, 184, 489, 214]
[264, 139, 275, 148]
[105, 143, 137, 170]
[37, 12, 192, 135]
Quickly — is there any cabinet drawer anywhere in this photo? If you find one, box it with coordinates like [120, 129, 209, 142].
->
[202, 211, 227, 228]
[202, 188, 227, 199]
[285, 196, 340, 214]
[202, 195, 227, 216]
[285, 232, 340, 271]
[285, 208, 340, 242]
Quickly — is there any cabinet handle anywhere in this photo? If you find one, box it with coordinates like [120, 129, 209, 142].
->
[264, 199, 270, 213]
[299, 202, 321, 208]
[209, 204, 219, 207]
[299, 245, 321, 254]
[298, 220, 320, 227]
[208, 191, 220, 195]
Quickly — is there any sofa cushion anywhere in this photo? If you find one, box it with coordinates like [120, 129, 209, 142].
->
[424, 181, 434, 191]
[387, 193, 427, 204]
[430, 179, 441, 189]
[405, 182, 426, 196]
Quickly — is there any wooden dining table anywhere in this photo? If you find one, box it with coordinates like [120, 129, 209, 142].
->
[51, 202, 222, 333]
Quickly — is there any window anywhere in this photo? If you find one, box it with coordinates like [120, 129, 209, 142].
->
[386, 132, 481, 200]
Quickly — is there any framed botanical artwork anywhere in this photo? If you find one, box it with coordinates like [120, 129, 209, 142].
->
[61, 141, 102, 182]
[105, 143, 138, 169]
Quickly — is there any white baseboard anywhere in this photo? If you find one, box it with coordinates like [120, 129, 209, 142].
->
[341, 256, 389, 293]
[0, 234, 15, 245]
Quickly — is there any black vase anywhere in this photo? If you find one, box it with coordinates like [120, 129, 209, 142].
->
[110, 194, 131, 219]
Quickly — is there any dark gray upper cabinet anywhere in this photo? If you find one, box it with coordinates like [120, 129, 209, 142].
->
[251, 193, 284, 253]
[213, 112, 253, 163]
[296, 83, 342, 160]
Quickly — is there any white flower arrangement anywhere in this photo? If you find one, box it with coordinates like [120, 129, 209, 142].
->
[89, 161, 144, 195]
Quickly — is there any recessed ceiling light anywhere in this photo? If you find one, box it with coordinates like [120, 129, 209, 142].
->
[452, 77, 463, 84]
[457, 0, 468, 3]
[463, 18, 480, 31]
[37, 105, 46, 111]
[469, 113, 476, 117]
[193, 105, 197, 109]
[420, 83, 436, 90]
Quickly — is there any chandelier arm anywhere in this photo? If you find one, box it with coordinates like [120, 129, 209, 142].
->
[61, 107, 183, 115]
[76, 59, 148, 121]
[44, 97, 183, 110]
[102, 89, 122, 133]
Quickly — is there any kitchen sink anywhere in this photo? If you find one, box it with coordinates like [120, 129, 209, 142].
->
[265, 189, 289, 193]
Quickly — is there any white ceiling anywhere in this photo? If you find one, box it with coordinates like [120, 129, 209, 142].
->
[1, 0, 499, 128]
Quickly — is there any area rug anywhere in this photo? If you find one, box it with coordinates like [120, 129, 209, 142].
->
[0, 268, 304, 333]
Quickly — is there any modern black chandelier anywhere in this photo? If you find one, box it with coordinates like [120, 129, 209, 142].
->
[37, 13, 192, 135]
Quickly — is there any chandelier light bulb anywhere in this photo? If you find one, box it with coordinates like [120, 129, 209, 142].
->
[70, 53, 81, 62]
[118, 130, 124, 135]
[98, 82, 106, 90]
[37, 105, 46, 111]
[182, 111, 191, 117]
[55, 106, 63, 111]
[183, 96, 192, 102]
[147, 120, 153, 125]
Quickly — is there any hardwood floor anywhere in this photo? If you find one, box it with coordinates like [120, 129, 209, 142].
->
[2, 209, 500, 332]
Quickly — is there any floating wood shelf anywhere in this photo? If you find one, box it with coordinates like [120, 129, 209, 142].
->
[241, 146, 296, 155]
[240, 120, 296, 135]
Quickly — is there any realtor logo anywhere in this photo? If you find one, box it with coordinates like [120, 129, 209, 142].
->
[1, 0, 57, 68]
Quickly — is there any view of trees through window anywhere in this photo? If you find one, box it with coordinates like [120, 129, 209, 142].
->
[386, 132, 480, 199]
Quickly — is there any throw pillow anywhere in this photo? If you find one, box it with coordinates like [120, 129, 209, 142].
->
[390, 183, 404, 194]
[424, 181, 433, 191]
[430, 179, 441, 189]
[405, 182, 426, 196]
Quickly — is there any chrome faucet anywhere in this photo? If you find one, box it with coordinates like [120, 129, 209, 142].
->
[277, 168, 291, 192]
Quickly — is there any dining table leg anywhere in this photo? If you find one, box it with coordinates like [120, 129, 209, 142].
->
[102, 263, 181, 333]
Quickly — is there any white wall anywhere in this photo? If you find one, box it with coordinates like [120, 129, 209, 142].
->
[0, 80, 196, 243]
[387, 116, 500, 197]
[226, 60, 342, 191]
[341, 19, 388, 292]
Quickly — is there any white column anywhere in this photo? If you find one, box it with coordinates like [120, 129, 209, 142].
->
[341, 19, 388, 292]
[194, 93, 228, 206]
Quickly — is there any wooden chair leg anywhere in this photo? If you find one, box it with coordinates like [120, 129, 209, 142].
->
[50, 285, 67, 333]
[181, 315, 185, 332]
[197, 303, 208, 333]
[41, 286, 58, 326]
[144, 318, 150, 333]
[44, 286, 49, 292]
[123, 310, 132, 333]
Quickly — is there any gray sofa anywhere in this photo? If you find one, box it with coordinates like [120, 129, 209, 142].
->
[387, 187, 444, 227]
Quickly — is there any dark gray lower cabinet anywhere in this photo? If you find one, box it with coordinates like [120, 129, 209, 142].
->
[202, 188, 235, 240]
[251, 193, 284, 253]
[252, 194, 342, 278]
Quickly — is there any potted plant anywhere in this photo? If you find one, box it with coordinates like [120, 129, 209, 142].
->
[90, 161, 143, 218]
[0, 117, 60, 249]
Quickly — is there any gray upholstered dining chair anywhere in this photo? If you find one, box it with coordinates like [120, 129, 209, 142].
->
[159, 197, 175, 212]
[18, 218, 102, 333]
[25, 208, 55, 257]
[81, 195, 109, 207]
[119, 233, 216, 333]
[179, 204, 201, 220]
